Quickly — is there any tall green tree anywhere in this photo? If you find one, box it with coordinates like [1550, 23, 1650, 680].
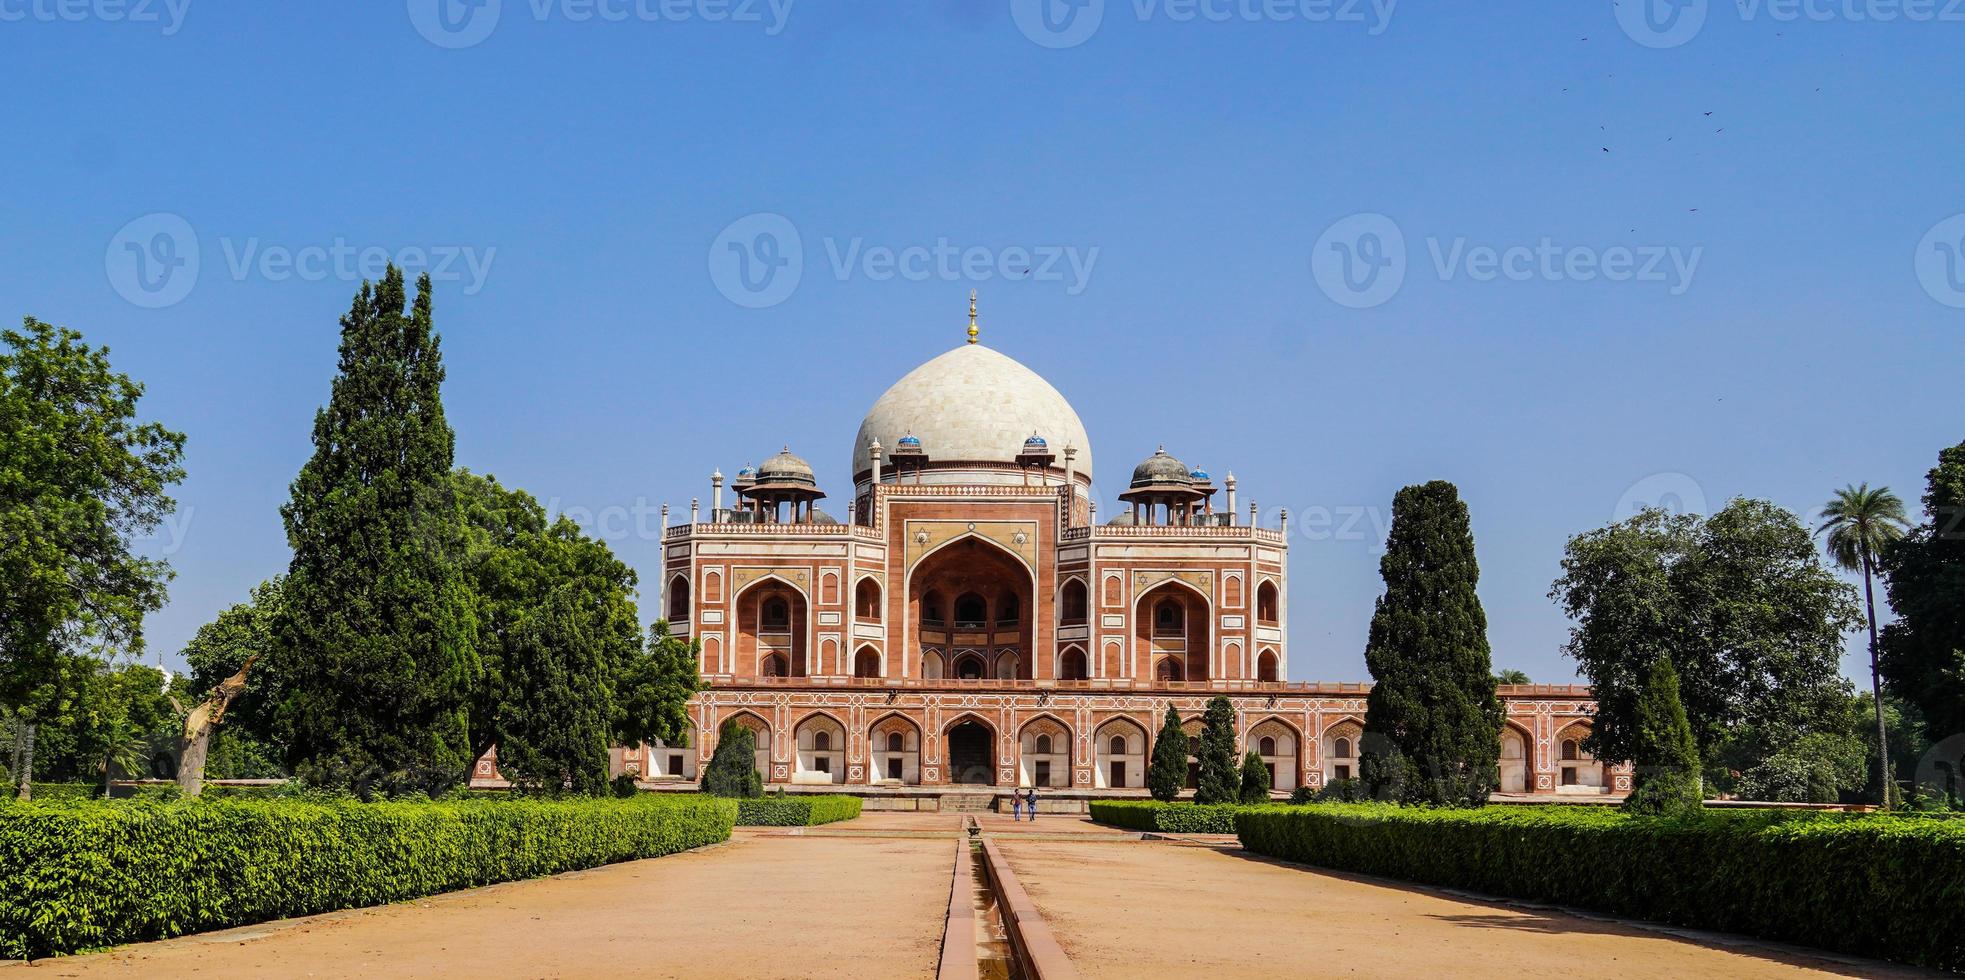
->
[181, 577, 286, 775]
[272, 269, 479, 797]
[616, 621, 704, 752]
[1816, 483, 1910, 806]
[1194, 695, 1240, 804]
[0, 318, 186, 799]
[702, 718, 761, 798]
[1552, 499, 1862, 796]
[1361, 481, 1503, 806]
[1623, 655, 1702, 816]
[1148, 705, 1187, 802]
[1238, 749, 1271, 804]
[1878, 441, 1965, 764]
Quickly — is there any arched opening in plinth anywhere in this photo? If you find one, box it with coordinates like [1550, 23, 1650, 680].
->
[1019, 716, 1072, 789]
[1500, 722, 1532, 793]
[1095, 717, 1147, 789]
[1249, 718, 1300, 793]
[870, 714, 921, 785]
[946, 718, 996, 785]
[793, 713, 846, 785]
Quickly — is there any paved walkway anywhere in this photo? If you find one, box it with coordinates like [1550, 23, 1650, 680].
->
[15, 835, 950, 980]
[993, 838, 1930, 979]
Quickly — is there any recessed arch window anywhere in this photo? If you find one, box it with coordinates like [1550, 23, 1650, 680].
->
[954, 593, 987, 629]
[1154, 599, 1184, 636]
[1035, 734, 1053, 754]
[921, 591, 945, 627]
[1060, 579, 1087, 625]
[1259, 736, 1276, 756]
[997, 593, 1020, 625]
[1059, 648, 1088, 681]
[762, 597, 790, 629]
[887, 732, 904, 753]
[668, 575, 690, 620]
[1561, 739, 1580, 761]
[1109, 735, 1127, 756]
[1156, 658, 1183, 682]
[813, 730, 830, 752]
[856, 578, 881, 621]
[1335, 737, 1353, 759]
[761, 654, 788, 677]
[1256, 581, 1279, 624]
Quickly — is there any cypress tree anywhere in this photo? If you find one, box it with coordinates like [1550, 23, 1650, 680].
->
[1239, 749, 1271, 804]
[1194, 695, 1240, 805]
[1148, 705, 1187, 802]
[272, 268, 479, 797]
[1361, 480, 1504, 806]
[703, 718, 762, 798]
[1624, 654, 1703, 817]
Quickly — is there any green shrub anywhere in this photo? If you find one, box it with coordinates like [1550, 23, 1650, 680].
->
[703, 720, 762, 799]
[733, 794, 862, 826]
[1234, 804, 1965, 972]
[1288, 785, 1316, 805]
[1089, 800, 1243, 834]
[611, 773, 640, 798]
[0, 793, 736, 958]
[1238, 750, 1271, 804]
[1313, 778, 1372, 803]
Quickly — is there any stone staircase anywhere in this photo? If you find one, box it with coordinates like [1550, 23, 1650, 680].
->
[940, 792, 996, 813]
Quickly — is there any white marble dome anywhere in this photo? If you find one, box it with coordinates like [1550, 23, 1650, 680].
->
[853, 343, 1093, 482]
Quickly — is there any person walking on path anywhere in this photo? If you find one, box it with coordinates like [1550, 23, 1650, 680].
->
[1024, 787, 1037, 821]
[1011, 793, 1022, 820]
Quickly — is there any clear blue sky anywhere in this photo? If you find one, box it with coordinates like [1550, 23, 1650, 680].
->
[6, 1, 1961, 684]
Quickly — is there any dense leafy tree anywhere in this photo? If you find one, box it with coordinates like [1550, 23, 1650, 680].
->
[1711, 695, 1869, 805]
[1360, 481, 1503, 806]
[1, 657, 182, 791]
[1148, 705, 1187, 802]
[271, 269, 479, 797]
[1238, 749, 1271, 804]
[1878, 441, 1965, 757]
[0, 319, 185, 798]
[702, 718, 761, 798]
[1194, 696, 1240, 805]
[616, 621, 703, 752]
[1552, 499, 1862, 796]
[455, 471, 700, 791]
[1817, 483, 1910, 805]
[492, 586, 615, 795]
[1623, 655, 1702, 816]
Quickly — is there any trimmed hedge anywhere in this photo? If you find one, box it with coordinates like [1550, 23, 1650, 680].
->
[734, 794, 862, 826]
[1235, 804, 1965, 972]
[0, 793, 736, 959]
[1089, 800, 1244, 834]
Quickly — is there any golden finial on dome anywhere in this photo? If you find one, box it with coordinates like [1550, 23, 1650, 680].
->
[967, 289, 979, 344]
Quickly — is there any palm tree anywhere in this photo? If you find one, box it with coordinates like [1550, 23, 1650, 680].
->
[1817, 483, 1909, 806]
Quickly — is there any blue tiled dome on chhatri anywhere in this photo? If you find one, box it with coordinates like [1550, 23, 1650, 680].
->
[898, 433, 922, 447]
[1189, 467, 1210, 482]
[1023, 434, 1048, 450]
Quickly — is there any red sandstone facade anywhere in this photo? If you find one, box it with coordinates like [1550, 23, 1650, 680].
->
[477, 320, 1627, 802]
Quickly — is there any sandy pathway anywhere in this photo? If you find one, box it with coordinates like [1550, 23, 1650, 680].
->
[13, 835, 951, 980]
[994, 839, 1929, 979]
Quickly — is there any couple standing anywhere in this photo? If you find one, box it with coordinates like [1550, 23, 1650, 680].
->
[1009, 787, 1039, 821]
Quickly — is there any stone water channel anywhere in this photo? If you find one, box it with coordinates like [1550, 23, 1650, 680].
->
[967, 840, 1020, 979]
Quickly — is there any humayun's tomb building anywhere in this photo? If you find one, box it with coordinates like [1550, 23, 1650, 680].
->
[481, 302, 1629, 808]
